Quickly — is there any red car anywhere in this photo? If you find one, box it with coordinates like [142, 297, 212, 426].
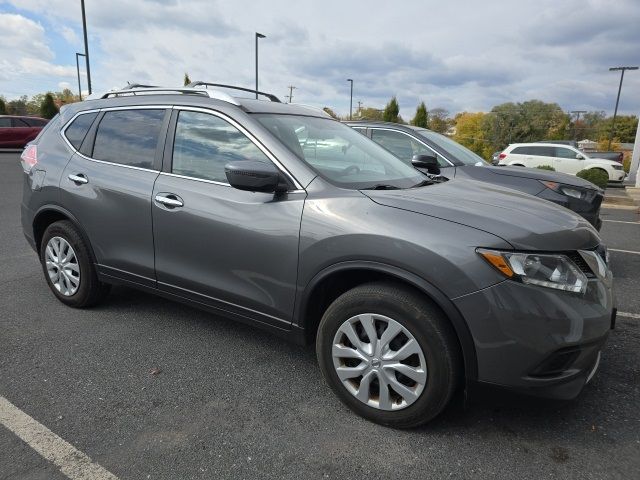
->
[0, 115, 49, 148]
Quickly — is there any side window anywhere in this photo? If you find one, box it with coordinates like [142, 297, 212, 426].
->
[172, 110, 271, 183]
[511, 146, 529, 155]
[12, 118, 29, 127]
[0, 118, 11, 127]
[64, 112, 98, 150]
[371, 129, 448, 166]
[92, 109, 165, 169]
[555, 147, 577, 159]
[351, 127, 368, 136]
[24, 118, 48, 127]
[529, 146, 555, 157]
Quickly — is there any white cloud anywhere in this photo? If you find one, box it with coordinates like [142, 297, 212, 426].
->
[59, 25, 79, 45]
[2, 0, 639, 117]
[58, 81, 72, 90]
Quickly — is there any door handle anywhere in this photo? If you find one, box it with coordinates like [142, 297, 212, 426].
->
[68, 173, 88, 184]
[155, 194, 184, 208]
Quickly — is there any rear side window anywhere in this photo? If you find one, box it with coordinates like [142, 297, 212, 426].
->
[92, 109, 165, 169]
[24, 118, 48, 127]
[64, 112, 98, 150]
[0, 118, 10, 127]
[530, 146, 555, 157]
[511, 146, 530, 155]
[172, 110, 270, 183]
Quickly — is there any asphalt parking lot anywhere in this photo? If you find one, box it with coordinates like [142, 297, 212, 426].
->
[1, 151, 639, 480]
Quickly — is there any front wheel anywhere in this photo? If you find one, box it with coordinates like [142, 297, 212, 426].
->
[316, 282, 461, 428]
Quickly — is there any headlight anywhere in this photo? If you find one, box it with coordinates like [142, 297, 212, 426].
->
[540, 181, 585, 200]
[477, 249, 588, 294]
[612, 164, 623, 170]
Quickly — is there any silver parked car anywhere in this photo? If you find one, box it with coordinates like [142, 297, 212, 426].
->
[20, 83, 615, 427]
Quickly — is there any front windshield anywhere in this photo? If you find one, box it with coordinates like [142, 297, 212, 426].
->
[417, 130, 489, 167]
[253, 114, 427, 189]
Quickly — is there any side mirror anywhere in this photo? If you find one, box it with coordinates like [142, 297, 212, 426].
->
[576, 153, 584, 160]
[412, 154, 440, 175]
[225, 160, 284, 193]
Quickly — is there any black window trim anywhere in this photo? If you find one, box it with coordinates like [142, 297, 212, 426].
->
[60, 106, 170, 173]
[368, 127, 455, 167]
[160, 105, 303, 191]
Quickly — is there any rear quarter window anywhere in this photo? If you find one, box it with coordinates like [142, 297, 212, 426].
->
[64, 112, 99, 150]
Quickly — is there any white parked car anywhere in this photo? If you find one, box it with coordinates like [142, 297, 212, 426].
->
[498, 143, 626, 182]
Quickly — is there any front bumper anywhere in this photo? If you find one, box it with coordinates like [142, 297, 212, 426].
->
[453, 274, 614, 400]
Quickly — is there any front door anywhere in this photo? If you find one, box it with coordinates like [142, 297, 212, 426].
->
[152, 108, 305, 328]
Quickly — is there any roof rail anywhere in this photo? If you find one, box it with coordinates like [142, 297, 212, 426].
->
[187, 81, 282, 103]
[98, 87, 240, 105]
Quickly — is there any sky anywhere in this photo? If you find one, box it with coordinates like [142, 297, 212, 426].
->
[1, 0, 639, 120]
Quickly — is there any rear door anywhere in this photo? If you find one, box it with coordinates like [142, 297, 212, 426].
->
[60, 107, 169, 287]
[11, 118, 34, 147]
[152, 107, 305, 327]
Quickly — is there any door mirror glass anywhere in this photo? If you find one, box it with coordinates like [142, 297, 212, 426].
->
[225, 160, 284, 193]
[411, 154, 440, 175]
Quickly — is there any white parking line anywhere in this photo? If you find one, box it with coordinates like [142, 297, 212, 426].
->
[603, 219, 640, 225]
[618, 312, 640, 319]
[609, 248, 640, 255]
[0, 396, 119, 480]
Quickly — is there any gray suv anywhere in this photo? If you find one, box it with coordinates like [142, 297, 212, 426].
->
[20, 84, 615, 428]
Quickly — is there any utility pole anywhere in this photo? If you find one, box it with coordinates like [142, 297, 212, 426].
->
[285, 85, 296, 103]
[75, 52, 86, 100]
[608, 66, 638, 149]
[357, 100, 363, 117]
[255, 33, 266, 99]
[346, 79, 353, 120]
[80, 0, 92, 94]
[570, 110, 587, 141]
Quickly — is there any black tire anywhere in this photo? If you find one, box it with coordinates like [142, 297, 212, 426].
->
[316, 282, 461, 428]
[39, 220, 110, 308]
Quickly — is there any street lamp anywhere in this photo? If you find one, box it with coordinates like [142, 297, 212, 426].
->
[75, 52, 86, 100]
[255, 32, 266, 99]
[608, 66, 638, 149]
[80, 0, 92, 94]
[347, 79, 353, 120]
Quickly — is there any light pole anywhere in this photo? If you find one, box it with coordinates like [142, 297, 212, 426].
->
[608, 66, 638, 149]
[80, 0, 92, 94]
[75, 52, 86, 100]
[347, 79, 353, 120]
[255, 32, 266, 99]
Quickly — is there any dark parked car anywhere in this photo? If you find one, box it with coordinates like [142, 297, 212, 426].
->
[0, 115, 48, 148]
[21, 84, 614, 427]
[347, 121, 604, 230]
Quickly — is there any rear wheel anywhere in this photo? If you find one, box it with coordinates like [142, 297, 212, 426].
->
[316, 282, 461, 428]
[40, 220, 110, 308]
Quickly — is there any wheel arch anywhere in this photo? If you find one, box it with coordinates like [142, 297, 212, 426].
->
[32, 205, 99, 265]
[294, 261, 478, 381]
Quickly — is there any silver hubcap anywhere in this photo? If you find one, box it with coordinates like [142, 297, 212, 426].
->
[45, 236, 80, 296]
[331, 313, 427, 411]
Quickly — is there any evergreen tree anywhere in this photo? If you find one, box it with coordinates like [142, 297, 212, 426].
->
[383, 96, 400, 123]
[184, 72, 191, 86]
[412, 102, 428, 128]
[40, 93, 59, 119]
[0, 97, 6, 115]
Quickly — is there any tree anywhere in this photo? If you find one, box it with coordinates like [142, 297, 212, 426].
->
[6, 95, 28, 115]
[40, 93, 59, 119]
[453, 112, 492, 159]
[322, 107, 338, 119]
[599, 115, 638, 143]
[411, 102, 428, 128]
[357, 107, 384, 121]
[183, 72, 191, 86]
[0, 97, 6, 115]
[428, 108, 451, 134]
[383, 96, 400, 123]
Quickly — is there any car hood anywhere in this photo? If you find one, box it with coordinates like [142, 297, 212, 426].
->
[586, 157, 620, 166]
[362, 179, 600, 251]
[481, 165, 600, 190]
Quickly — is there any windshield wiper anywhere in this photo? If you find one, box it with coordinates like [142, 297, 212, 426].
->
[363, 184, 400, 190]
[411, 179, 434, 188]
